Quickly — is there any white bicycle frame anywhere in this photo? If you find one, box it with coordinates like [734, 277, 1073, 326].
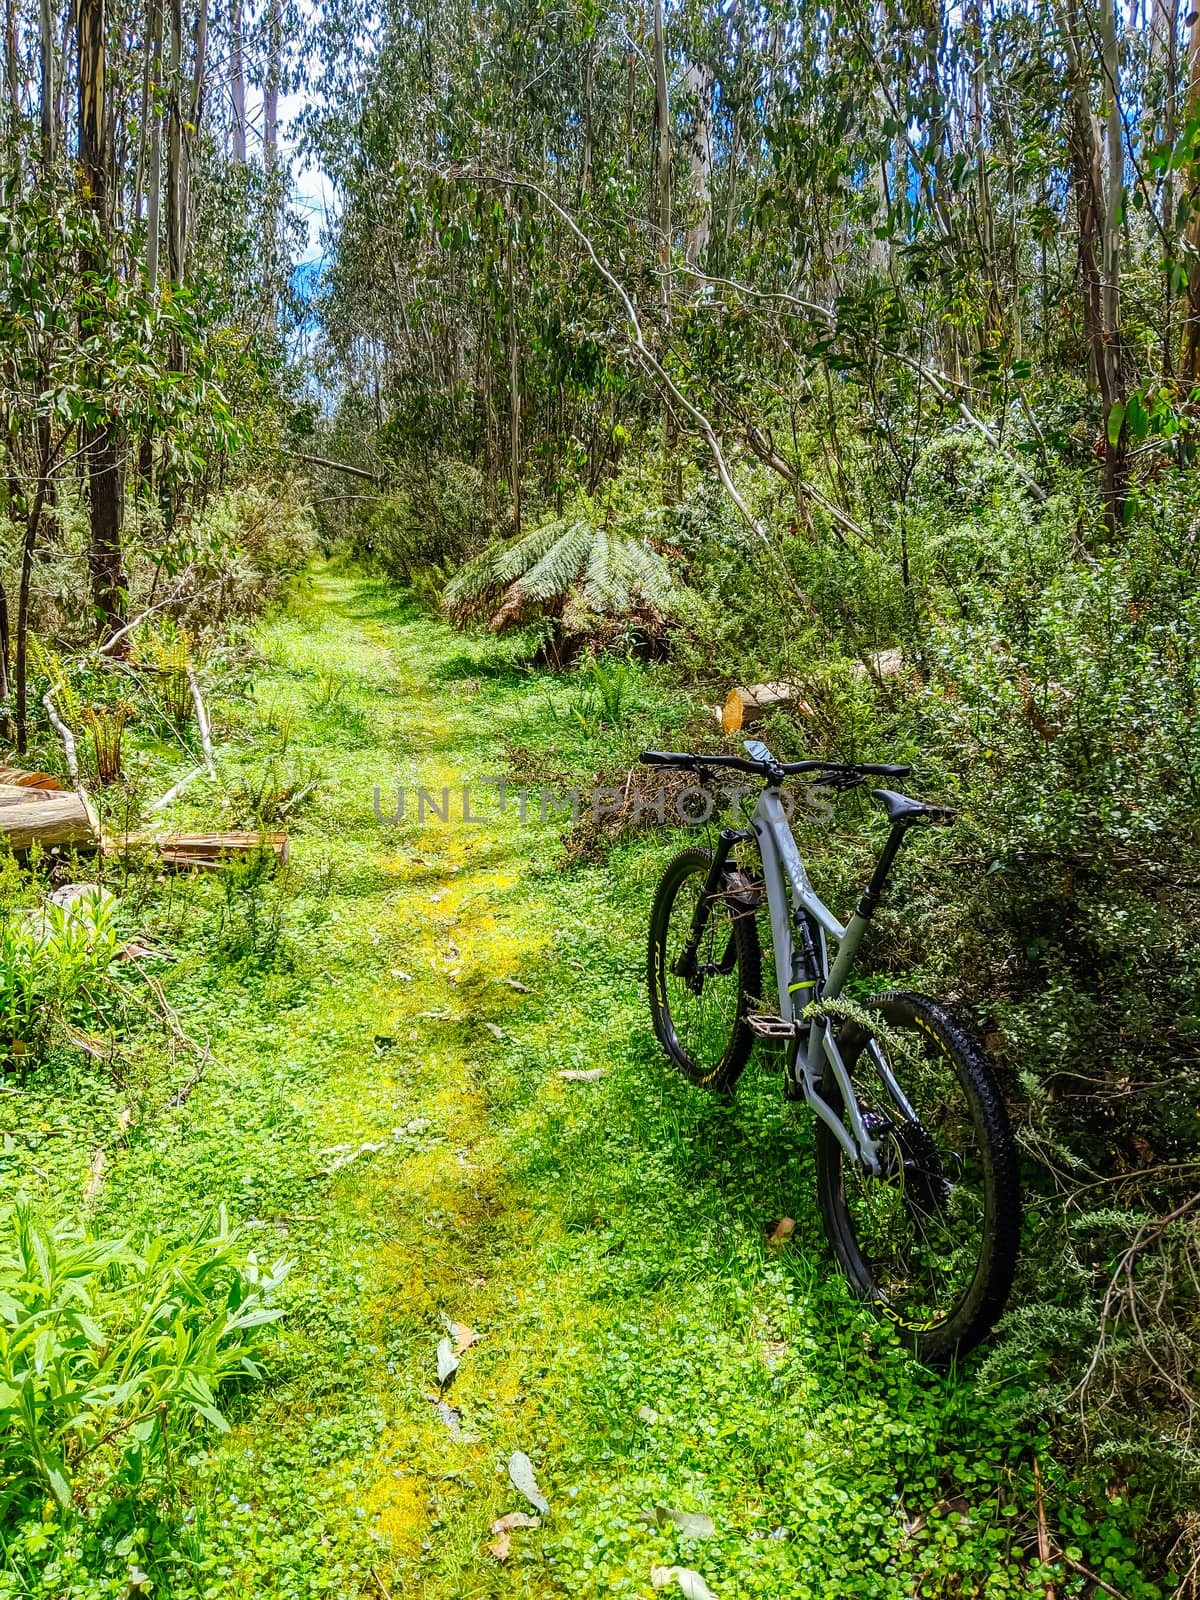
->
[748, 785, 918, 1175]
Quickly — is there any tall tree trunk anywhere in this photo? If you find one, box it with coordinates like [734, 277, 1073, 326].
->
[651, 0, 671, 258]
[178, 0, 208, 276]
[1101, 0, 1124, 341]
[230, 0, 246, 163]
[146, 0, 162, 292]
[1157, 0, 1179, 372]
[507, 216, 520, 538]
[77, 0, 127, 637]
[1067, 0, 1127, 531]
[38, 0, 55, 165]
[683, 62, 713, 268]
[264, 0, 281, 173]
[1179, 6, 1200, 382]
[651, 0, 676, 500]
[166, 0, 183, 287]
[15, 473, 47, 751]
[3, 0, 17, 134]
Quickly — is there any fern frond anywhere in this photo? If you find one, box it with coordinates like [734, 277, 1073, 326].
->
[444, 508, 680, 639]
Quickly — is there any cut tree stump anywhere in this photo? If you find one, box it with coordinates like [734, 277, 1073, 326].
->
[0, 784, 100, 850]
[103, 830, 290, 871]
[715, 682, 817, 734]
[713, 652, 907, 732]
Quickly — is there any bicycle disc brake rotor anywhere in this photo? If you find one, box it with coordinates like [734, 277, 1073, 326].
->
[866, 1113, 951, 1219]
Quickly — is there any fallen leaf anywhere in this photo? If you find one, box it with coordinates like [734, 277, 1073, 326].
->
[652, 1504, 715, 1538]
[84, 1148, 106, 1203]
[64, 1028, 108, 1060]
[391, 969, 413, 981]
[902, 1495, 971, 1540]
[436, 1337, 459, 1387]
[485, 1023, 505, 1041]
[650, 1565, 718, 1599]
[501, 977, 531, 992]
[490, 1512, 540, 1534]
[637, 1405, 658, 1424]
[767, 1217, 795, 1247]
[424, 1395, 462, 1439]
[930, 1495, 971, 1522]
[117, 940, 173, 962]
[508, 1450, 549, 1514]
[488, 1532, 511, 1561]
[556, 1068, 606, 1082]
[440, 1312, 480, 1351]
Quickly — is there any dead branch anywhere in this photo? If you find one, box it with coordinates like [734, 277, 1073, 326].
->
[187, 665, 216, 775]
[42, 688, 81, 793]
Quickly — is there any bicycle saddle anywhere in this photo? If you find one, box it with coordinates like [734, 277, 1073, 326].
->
[870, 789, 955, 826]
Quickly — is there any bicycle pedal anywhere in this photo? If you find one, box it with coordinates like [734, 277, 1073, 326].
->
[747, 1012, 803, 1040]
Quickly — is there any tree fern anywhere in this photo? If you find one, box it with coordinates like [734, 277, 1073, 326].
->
[443, 504, 678, 651]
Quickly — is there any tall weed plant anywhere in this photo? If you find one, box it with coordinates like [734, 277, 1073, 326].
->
[0, 891, 124, 1065]
[0, 1204, 289, 1512]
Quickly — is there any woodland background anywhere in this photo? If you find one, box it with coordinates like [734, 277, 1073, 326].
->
[4, 0, 1200, 1585]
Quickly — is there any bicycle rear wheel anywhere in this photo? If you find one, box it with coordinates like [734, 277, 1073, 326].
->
[647, 846, 762, 1092]
[815, 991, 1020, 1363]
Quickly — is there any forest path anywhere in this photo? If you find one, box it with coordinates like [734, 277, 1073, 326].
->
[116, 568, 1102, 1599]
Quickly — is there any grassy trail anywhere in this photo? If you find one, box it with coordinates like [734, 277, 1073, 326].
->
[37, 569, 1157, 1598]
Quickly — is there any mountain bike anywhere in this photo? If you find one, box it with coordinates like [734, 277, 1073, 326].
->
[640, 739, 1020, 1363]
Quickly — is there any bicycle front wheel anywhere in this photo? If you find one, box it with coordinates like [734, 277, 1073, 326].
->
[815, 991, 1020, 1363]
[647, 846, 762, 1092]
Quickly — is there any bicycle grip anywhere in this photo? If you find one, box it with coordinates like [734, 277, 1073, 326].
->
[639, 750, 692, 766]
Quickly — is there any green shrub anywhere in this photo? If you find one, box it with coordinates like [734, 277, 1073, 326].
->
[0, 891, 124, 1066]
[0, 1204, 289, 1513]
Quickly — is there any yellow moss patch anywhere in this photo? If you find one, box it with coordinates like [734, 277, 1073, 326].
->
[366, 1468, 428, 1555]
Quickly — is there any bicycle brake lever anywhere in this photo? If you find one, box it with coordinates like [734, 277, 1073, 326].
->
[812, 769, 867, 792]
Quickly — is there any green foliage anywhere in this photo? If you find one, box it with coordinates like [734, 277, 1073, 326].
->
[444, 500, 678, 652]
[545, 654, 641, 734]
[137, 626, 195, 726]
[0, 892, 124, 1066]
[215, 850, 296, 968]
[83, 704, 134, 785]
[0, 1204, 289, 1513]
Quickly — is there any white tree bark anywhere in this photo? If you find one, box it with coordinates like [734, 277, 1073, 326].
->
[683, 63, 713, 268]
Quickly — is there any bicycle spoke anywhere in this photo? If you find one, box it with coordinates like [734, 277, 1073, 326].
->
[838, 1023, 988, 1330]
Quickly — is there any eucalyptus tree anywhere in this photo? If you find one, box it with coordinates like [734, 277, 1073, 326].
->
[303, 0, 1200, 556]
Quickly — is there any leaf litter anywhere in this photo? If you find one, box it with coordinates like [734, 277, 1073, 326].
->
[508, 1449, 549, 1514]
[439, 1311, 480, 1351]
[638, 1504, 715, 1538]
[487, 1511, 540, 1561]
[651, 1566, 718, 1599]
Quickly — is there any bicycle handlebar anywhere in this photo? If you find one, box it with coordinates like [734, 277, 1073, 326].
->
[638, 750, 911, 781]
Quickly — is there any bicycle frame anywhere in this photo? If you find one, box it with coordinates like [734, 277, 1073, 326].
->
[745, 783, 915, 1175]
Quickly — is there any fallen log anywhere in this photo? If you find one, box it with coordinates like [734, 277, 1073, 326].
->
[102, 830, 290, 870]
[0, 767, 65, 791]
[714, 652, 907, 732]
[0, 785, 100, 850]
[715, 681, 816, 734]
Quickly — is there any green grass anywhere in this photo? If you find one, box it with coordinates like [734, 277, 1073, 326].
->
[0, 568, 1166, 1598]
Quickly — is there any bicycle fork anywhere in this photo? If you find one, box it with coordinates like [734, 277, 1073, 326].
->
[672, 828, 751, 985]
